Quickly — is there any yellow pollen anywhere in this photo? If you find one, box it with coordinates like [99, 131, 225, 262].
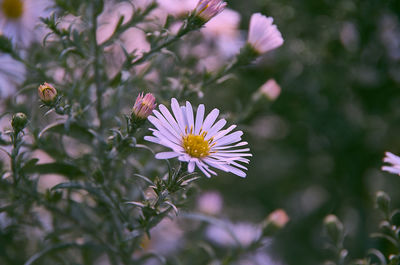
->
[2, 0, 24, 19]
[182, 133, 211, 158]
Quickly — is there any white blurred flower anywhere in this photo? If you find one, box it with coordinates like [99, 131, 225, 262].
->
[145, 98, 252, 178]
[382, 152, 400, 175]
[197, 191, 223, 215]
[143, 218, 184, 255]
[206, 221, 262, 247]
[0, 53, 26, 97]
[0, 0, 52, 47]
[247, 13, 284, 54]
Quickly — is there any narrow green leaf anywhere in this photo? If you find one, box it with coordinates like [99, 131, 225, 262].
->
[38, 121, 94, 143]
[24, 242, 81, 265]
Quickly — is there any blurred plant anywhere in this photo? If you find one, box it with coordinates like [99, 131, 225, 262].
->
[323, 190, 400, 265]
[0, 0, 286, 264]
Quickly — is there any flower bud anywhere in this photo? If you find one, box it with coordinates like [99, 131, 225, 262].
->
[376, 190, 390, 214]
[262, 209, 289, 236]
[323, 214, 344, 245]
[132, 93, 156, 121]
[194, 0, 226, 23]
[38, 82, 57, 104]
[259, 79, 281, 101]
[11, 112, 27, 133]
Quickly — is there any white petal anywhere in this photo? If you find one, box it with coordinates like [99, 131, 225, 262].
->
[212, 125, 237, 142]
[225, 164, 247, 178]
[153, 110, 182, 139]
[144, 136, 160, 144]
[195, 104, 205, 134]
[159, 104, 182, 136]
[188, 161, 195, 172]
[213, 141, 248, 150]
[148, 116, 181, 145]
[214, 131, 243, 147]
[155, 152, 180, 159]
[382, 166, 400, 175]
[202, 108, 220, 133]
[186, 101, 194, 131]
[205, 119, 226, 140]
[196, 161, 211, 178]
[216, 148, 250, 153]
[171, 98, 186, 134]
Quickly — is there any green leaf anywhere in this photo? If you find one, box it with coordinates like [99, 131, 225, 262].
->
[137, 252, 166, 264]
[24, 242, 81, 265]
[133, 173, 154, 185]
[51, 182, 112, 205]
[38, 121, 94, 143]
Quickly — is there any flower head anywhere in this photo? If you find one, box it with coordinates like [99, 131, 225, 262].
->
[145, 98, 251, 178]
[38, 82, 57, 104]
[247, 13, 284, 54]
[194, 0, 227, 23]
[132, 93, 157, 120]
[382, 152, 400, 175]
[0, 0, 52, 47]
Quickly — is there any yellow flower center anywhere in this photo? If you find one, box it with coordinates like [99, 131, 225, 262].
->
[182, 132, 212, 159]
[1, 0, 24, 19]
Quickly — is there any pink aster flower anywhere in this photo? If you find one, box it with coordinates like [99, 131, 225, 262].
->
[247, 13, 284, 54]
[382, 152, 400, 175]
[145, 98, 251, 178]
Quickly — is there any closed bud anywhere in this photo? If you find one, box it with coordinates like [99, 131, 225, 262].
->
[323, 214, 344, 246]
[376, 190, 390, 214]
[11, 112, 27, 133]
[194, 0, 226, 23]
[38, 82, 57, 104]
[259, 79, 281, 101]
[132, 93, 156, 121]
[262, 209, 289, 236]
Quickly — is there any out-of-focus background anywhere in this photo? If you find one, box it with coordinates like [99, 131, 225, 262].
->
[200, 0, 400, 264]
[1, 0, 400, 264]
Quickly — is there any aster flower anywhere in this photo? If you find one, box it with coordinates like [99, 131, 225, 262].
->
[247, 13, 284, 54]
[145, 98, 251, 178]
[193, 0, 227, 23]
[0, 0, 52, 47]
[382, 152, 400, 175]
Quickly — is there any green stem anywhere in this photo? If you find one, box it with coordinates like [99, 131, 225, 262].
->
[91, 4, 103, 130]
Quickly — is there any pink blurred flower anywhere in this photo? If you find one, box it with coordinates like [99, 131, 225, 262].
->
[247, 13, 284, 54]
[197, 191, 223, 215]
[259, 79, 281, 101]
